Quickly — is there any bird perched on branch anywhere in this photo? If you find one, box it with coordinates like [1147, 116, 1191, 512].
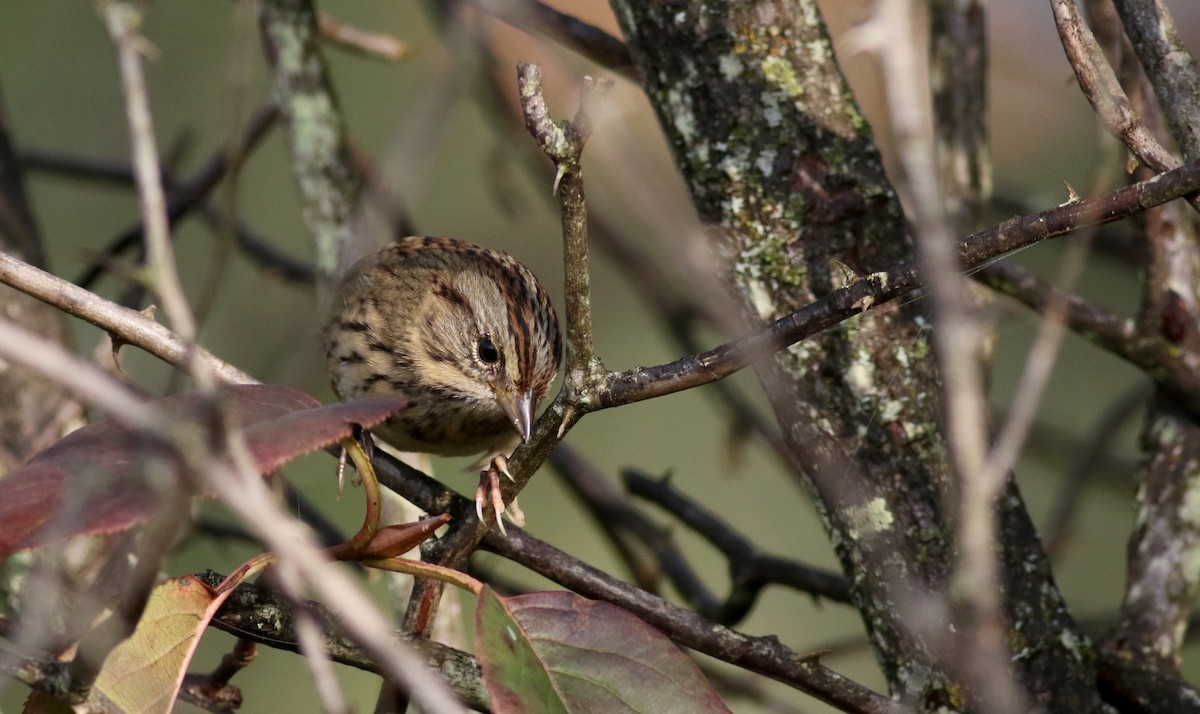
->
[324, 236, 561, 532]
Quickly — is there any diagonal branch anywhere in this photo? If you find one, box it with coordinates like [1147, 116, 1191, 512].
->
[1111, 0, 1200, 160]
[467, 0, 634, 79]
[600, 158, 1200, 414]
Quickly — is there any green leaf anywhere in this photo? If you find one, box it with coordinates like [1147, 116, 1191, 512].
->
[93, 575, 235, 714]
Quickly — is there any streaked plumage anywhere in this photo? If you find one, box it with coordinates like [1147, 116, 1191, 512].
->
[324, 236, 561, 522]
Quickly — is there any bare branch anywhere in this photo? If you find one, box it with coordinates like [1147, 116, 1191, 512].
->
[467, 0, 634, 79]
[318, 13, 409, 62]
[367, 450, 908, 714]
[601, 158, 1200, 414]
[260, 0, 362, 286]
[1051, 0, 1183, 174]
[1111, 0, 1200, 159]
[73, 106, 280, 290]
[0, 251, 254, 384]
[101, 0, 198, 343]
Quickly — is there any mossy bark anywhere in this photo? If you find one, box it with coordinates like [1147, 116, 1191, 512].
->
[610, 1, 1105, 709]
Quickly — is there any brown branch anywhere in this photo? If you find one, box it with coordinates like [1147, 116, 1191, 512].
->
[74, 105, 280, 290]
[600, 158, 1200, 415]
[1050, 0, 1186, 178]
[194, 572, 489, 712]
[466, 0, 634, 79]
[317, 12, 409, 61]
[1111, 0, 1200, 160]
[367, 450, 907, 714]
[0, 250, 255, 384]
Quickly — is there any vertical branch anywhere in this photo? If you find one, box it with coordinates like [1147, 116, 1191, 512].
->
[516, 62, 609, 391]
[101, 0, 198, 345]
[1090, 0, 1200, 682]
[1111, 0, 1200, 160]
[395, 66, 609, 671]
[852, 2, 1022, 711]
[259, 0, 363, 291]
[929, 0, 990, 234]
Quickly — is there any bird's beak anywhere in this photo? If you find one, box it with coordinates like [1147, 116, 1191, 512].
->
[495, 388, 536, 443]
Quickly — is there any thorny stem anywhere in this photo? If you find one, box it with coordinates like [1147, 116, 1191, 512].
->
[0, 251, 255, 384]
[398, 65, 611, 645]
[599, 157, 1200, 416]
[517, 62, 612, 400]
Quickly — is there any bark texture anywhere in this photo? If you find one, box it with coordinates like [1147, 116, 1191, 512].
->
[609, 1, 1105, 709]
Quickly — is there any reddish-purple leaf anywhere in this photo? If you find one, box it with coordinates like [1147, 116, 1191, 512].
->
[476, 588, 731, 713]
[358, 515, 451, 560]
[244, 394, 406, 473]
[0, 385, 406, 557]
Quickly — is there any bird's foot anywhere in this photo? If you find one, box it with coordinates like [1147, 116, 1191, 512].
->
[475, 455, 525, 535]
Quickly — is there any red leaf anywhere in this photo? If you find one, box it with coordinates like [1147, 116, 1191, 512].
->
[476, 588, 731, 713]
[244, 394, 407, 473]
[0, 385, 406, 557]
[359, 515, 450, 560]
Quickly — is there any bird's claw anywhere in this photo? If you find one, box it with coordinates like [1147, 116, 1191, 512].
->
[475, 465, 508, 536]
[493, 454, 515, 482]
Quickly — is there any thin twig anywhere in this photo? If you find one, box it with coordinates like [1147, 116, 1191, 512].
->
[623, 469, 852, 613]
[318, 13, 409, 62]
[21, 146, 313, 285]
[75, 106, 279, 290]
[367, 450, 907, 714]
[101, 0, 198, 344]
[0, 316, 463, 714]
[467, 0, 635, 80]
[600, 158, 1200, 416]
[1049, 0, 1196, 211]
[1111, 0, 1200, 160]
[546, 445, 662, 591]
[517, 62, 610, 392]
[0, 251, 254, 384]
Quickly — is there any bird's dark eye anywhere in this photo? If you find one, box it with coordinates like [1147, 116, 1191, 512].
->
[477, 335, 499, 364]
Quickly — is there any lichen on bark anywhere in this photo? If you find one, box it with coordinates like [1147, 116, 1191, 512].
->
[611, 1, 1105, 709]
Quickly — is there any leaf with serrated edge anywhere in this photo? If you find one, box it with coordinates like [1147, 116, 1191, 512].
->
[476, 588, 731, 714]
[0, 385, 407, 556]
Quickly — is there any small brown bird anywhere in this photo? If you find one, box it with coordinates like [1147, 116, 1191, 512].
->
[324, 236, 561, 530]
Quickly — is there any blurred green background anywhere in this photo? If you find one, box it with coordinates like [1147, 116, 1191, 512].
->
[1, 1, 1199, 711]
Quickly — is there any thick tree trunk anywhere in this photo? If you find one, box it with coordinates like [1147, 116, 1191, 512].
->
[609, 1, 1106, 709]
